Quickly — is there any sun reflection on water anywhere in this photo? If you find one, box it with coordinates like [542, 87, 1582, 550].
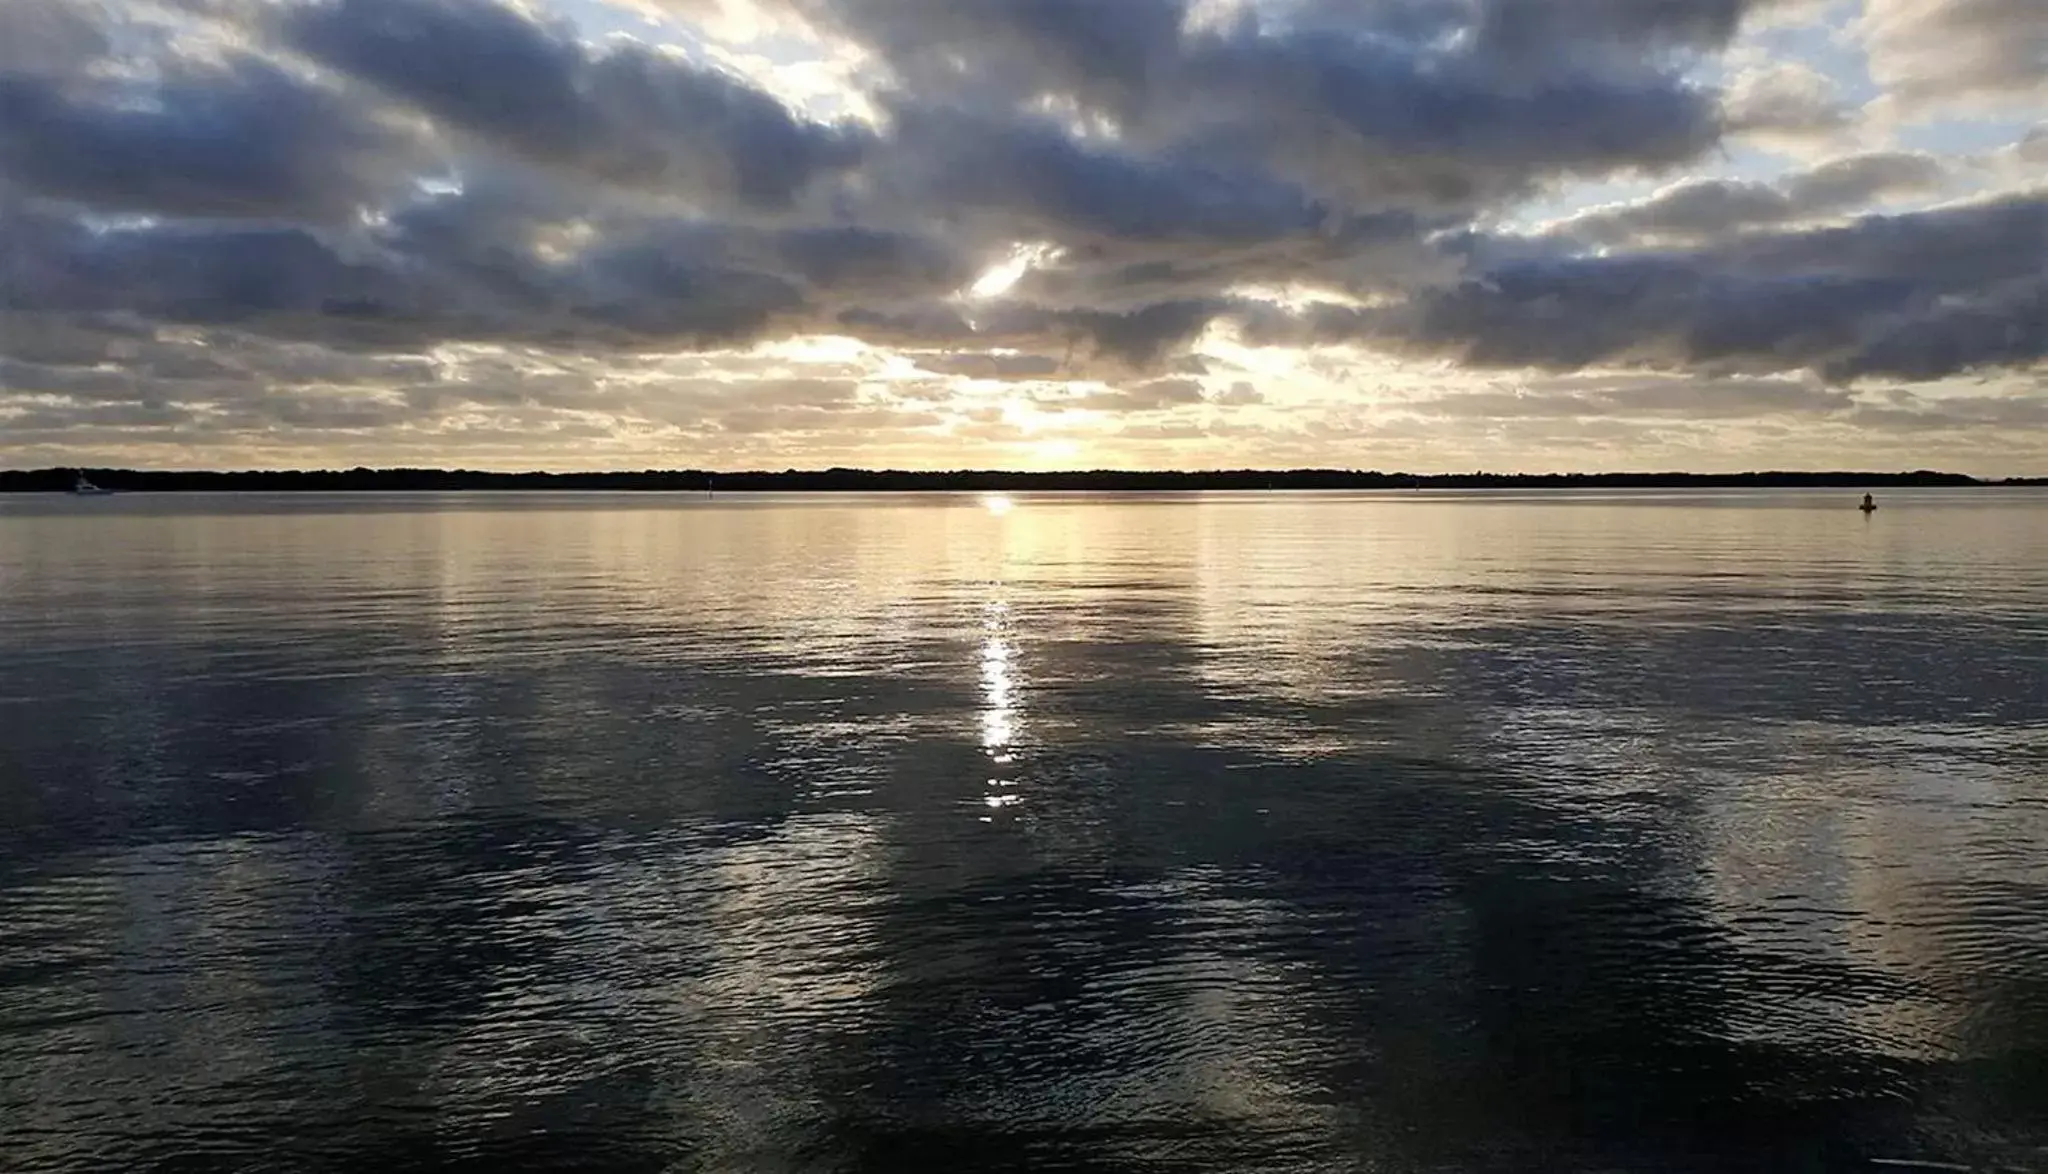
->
[979, 599, 1022, 818]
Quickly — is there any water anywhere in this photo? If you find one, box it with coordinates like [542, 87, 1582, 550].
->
[2, 489, 2045, 1173]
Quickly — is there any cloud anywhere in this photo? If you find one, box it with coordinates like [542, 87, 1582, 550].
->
[0, 50, 422, 221]
[281, 0, 870, 209]
[837, 296, 1233, 371]
[1859, 0, 2048, 117]
[2017, 126, 2048, 165]
[1827, 277, 2045, 382]
[1253, 190, 2048, 384]
[911, 352, 1066, 380]
[0, 0, 1825, 374]
[1547, 152, 1949, 246]
[795, 0, 1742, 214]
[1783, 152, 1949, 208]
[1403, 374, 1855, 420]
[0, 0, 108, 77]
[1845, 388, 2048, 432]
[0, 188, 844, 354]
[1722, 60, 1855, 150]
[1053, 376, 1207, 412]
[1, 0, 2043, 470]
[874, 104, 1332, 247]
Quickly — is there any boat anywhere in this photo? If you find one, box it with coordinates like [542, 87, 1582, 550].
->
[71, 472, 114, 496]
[1859, 493, 1876, 513]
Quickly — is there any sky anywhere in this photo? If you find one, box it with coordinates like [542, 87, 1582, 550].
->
[0, 0, 2042, 473]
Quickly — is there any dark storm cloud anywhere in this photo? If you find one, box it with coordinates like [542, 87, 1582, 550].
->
[809, 0, 1742, 214]
[0, 357, 157, 403]
[770, 226, 972, 296]
[0, 310, 164, 369]
[0, 193, 817, 353]
[0, 0, 2041, 453]
[1065, 299, 1227, 367]
[1178, 24, 1720, 206]
[837, 297, 1230, 371]
[1457, 0, 1757, 53]
[0, 0, 1795, 361]
[878, 105, 1332, 246]
[808, 0, 1184, 117]
[1828, 277, 2045, 382]
[0, 53, 419, 220]
[282, 0, 870, 208]
[808, 0, 1767, 106]
[1253, 190, 2048, 383]
[912, 352, 1066, 380]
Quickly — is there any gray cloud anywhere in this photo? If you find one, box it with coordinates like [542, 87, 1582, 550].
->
[1254, 190, 2048, 383]
[1052, 376, 1207, 412]
[1181, 24, 1720, 206]
[0, 0, 1831, 367]
[1842, 386, 2048, 433]
[1, 0, 2042, 468]
[1860, 0, 2048, 115]
[0, 52, 420, 220]
[1, 399, 202, 436]
[1722, 60, 1853, 148]
[1784, 152, 1948, 209]
[912, 352, 1066, 381]
[876, 104, 1332, 247]
[2003, 125, 2048, 169]
[770, 226, 972, 297]
[0, 0, 108, 77]
[1828, 276, 2045, 382]
[282, 0, 870, 209]
[1404, 374, 1855, 420]
[0, 191, 823, 353]
[835, 296, 1232, 372]
[1549, 152, 1949, 246]
[0, 327, 963, 447]
[806, 0, 1747, 217]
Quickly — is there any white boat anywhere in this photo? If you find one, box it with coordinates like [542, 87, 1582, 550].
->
[71, 473, 114, 496]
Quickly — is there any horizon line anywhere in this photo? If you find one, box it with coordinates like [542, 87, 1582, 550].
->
[6, 465, 2043, 486]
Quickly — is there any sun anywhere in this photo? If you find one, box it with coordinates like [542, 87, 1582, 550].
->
[1025, 438, 1083, 467]
[970, 255, 1031, 299]
[966, 242, 1057, 300]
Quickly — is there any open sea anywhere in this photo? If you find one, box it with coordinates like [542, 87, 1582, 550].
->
[1, 488, 2045, 1173]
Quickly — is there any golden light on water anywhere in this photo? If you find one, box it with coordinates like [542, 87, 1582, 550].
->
[980, 599, 1022, 819]
[980, 608, 1015, 752]
[981, 493, 1016, 516]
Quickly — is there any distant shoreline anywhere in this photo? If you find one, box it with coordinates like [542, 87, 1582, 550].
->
[4, 468, 2042, 493]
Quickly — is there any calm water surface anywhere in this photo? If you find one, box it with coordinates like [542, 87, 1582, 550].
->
[2, 490, 2046, 1172]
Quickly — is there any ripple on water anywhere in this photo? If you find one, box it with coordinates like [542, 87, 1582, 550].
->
[2, 490, 2047, 1171]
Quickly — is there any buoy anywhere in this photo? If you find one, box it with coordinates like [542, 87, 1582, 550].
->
[1859, 493, 1876, 513]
